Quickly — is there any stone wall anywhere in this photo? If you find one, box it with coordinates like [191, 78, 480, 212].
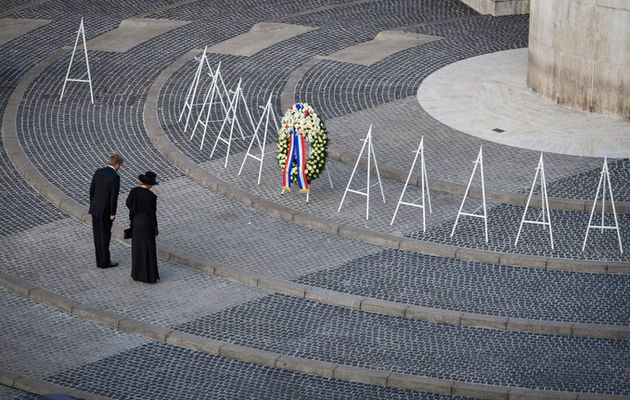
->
[528, 0, 630, 119]
[459, 0, 529, 16]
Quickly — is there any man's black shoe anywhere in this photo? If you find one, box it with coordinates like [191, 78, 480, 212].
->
[99, 262, 119, 269]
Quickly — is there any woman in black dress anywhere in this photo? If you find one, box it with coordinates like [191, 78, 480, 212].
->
[126, 171, 159, 283]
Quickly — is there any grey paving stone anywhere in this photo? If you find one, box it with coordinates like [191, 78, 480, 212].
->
[0, 217, 267, 328]
[295, 249, 630, 325]
[1, 286, 465, 400]
[0, 286, 149, 380]
[176, 294, 630, 395]
[46, 342, 468, 400]
[544, 158, 630, 203]
[125, 175, 380, 281]
[410, 204, 629, 262]
[0, 385, 38, 400]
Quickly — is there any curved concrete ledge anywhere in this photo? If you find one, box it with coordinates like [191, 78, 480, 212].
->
[143, 51, 629, 275]
[2, 271, 628, 400]
[1, 42, 628, 344]
[0, 368, 112, 400]
[280, 57, 630, 214]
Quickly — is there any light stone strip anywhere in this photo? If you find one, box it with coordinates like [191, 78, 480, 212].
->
[0, 18, 51, 47]
[0, 368, 112, 400]
[143, 51, 629, 274]
[86, 18, 191, 53]
[278, 57, 630, 214]
[1, 39, 628, 341]
[1, 271, 628, 400]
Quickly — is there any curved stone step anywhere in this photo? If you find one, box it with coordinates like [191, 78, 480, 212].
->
[1, 274, 627, 400]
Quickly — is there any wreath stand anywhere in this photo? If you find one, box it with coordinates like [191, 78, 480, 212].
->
[190, 62, 231, 149]
[390, 137, 432, 231]
[238, 94, 279, 185]
[59, 17, 94, 104]
[515, 152, 554, 249]
[211, 78, 257, 167]
[582, 157, 623, 253]
[451, 146, 488, 242]
[338, 125, 385, 220]
[179, 47, 230, 132]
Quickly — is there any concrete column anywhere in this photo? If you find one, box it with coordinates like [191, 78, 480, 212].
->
[528, 0, 630, 119]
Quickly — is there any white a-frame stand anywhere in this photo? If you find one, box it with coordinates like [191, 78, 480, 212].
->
[451, 146, 488, 242]
[60, 18, 94, 104]
[390, 137, 432, 231]
[582, 157, 623, 253]
[238, 94, 279, 185]
[338, 125, 385, 220]
[191, 62, 231, 149]
[179, 46, 217, 132]
[210, 78, 255, 167]
[515, 152, 554, 249]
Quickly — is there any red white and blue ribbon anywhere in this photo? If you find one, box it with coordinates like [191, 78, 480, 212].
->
[282, 128, 309, 192]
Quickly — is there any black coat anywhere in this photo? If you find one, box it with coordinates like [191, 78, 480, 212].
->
[89, 166, 120, 217]
[126, 186, 159, 283]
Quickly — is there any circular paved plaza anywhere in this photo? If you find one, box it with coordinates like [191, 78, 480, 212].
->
[0, 0, 629, 399]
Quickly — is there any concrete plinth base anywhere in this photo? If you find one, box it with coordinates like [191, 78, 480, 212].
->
[418, 48, 630, 158]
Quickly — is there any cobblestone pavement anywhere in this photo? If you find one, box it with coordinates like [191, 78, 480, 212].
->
[0, 286, 149, 379]
[2, 0, 630, 398]
[177, 294, 630, 395]
[0, 386, 36, 400]
[45, 343, 469, 400]
[295, 249, 630, 325]
[2, 287, 465, 400]
[0, 217, 267, 328]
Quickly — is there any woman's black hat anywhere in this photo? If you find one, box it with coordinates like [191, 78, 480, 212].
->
[138, 171, 159, 185]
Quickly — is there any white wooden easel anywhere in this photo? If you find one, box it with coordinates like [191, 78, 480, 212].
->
[582, 157, 623, 253]
[190, 65, 232, 150]
[238, 94, 279, 184]
[337, 125, 385, 220]
[515, 152, 554, 249]
[180, 46, 211, 131]
[390, 137, 432, 231]
[210, 78, 254, 167]
[451, 146, 488, 242]
[59, 18, 94, 104]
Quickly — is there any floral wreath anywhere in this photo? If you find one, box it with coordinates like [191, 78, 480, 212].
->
[276, 103, 328, 183]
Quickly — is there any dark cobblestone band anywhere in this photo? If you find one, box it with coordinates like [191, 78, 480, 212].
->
[0, 368, 112, 400]
[1, 270, 628, 400]
[1, 42, 628, 343]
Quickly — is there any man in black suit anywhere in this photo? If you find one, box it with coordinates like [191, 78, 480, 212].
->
[89, 153, 123, 268]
